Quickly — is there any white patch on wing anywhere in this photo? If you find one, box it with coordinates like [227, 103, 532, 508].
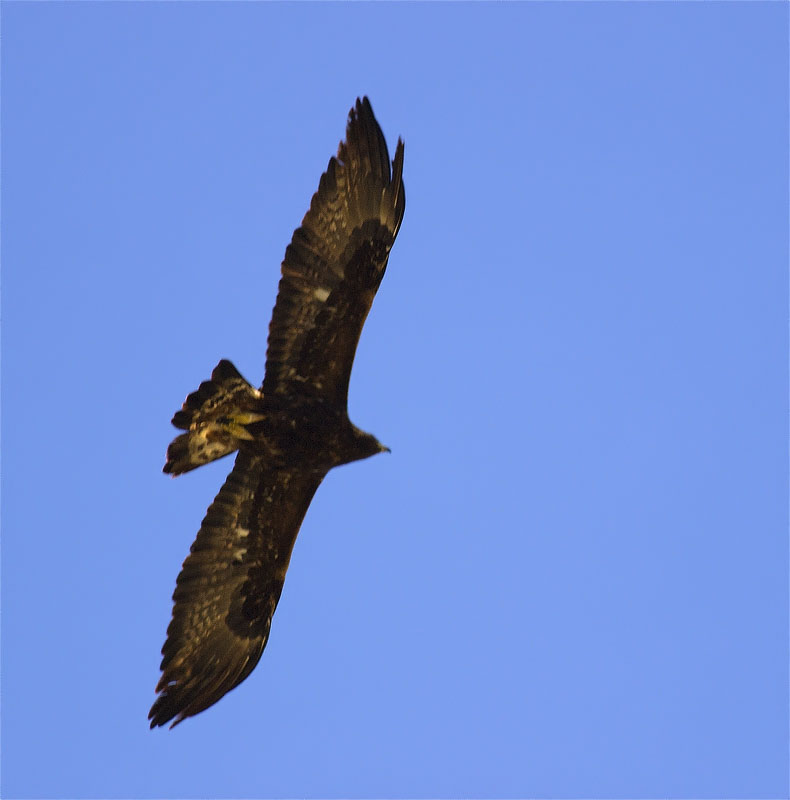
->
[313, 287, 330, 302]
[236, 527, 249, 539]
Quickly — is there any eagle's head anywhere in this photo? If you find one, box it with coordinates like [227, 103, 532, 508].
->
[345, 423, 390, 463]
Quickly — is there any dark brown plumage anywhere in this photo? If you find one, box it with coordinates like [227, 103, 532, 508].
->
[149, 98, 404, 728]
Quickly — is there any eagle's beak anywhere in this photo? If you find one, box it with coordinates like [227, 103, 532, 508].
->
[380, 444, 391, 454]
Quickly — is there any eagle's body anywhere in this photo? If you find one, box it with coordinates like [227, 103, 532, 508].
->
[149, 98, 404, 728]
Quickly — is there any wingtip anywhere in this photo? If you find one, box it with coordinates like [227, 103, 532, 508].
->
[346, 96, 380, 135]
[148, 705, 162, 729]
[148, 691, 186, 730]
[354, 95, 372, 115]
[393, 137, 405, 177]
[148, 714, 181, 731]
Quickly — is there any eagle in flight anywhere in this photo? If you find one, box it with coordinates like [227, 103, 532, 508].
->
[149, 98, 404, 728]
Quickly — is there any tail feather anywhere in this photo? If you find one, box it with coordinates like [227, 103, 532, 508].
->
[164, 360, 263, 476]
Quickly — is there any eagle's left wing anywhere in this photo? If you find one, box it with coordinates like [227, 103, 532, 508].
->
[149, 451, 325, 728]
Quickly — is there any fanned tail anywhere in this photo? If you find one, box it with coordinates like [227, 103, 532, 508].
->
[164, 360, 264, 475]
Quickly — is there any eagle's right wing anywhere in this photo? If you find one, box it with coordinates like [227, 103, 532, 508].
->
[262, 97, 405, 406]
[149, 452, 325, 728]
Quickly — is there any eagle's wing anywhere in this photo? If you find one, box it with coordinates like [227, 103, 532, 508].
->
[263, 97, 405, 405]
[149, 451, 325, 728]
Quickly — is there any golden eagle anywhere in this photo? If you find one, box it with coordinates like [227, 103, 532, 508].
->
[149, 98, 404, 728]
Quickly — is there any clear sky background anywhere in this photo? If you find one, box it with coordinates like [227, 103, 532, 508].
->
[2, 2, 787, 798]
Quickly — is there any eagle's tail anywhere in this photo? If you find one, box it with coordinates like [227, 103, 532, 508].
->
[164, 360, 264, 476]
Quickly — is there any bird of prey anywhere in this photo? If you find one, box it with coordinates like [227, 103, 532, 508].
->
[149, 98, 404, 728]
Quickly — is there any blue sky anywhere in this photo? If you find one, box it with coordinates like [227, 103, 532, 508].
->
[2, 2, 787, 798]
